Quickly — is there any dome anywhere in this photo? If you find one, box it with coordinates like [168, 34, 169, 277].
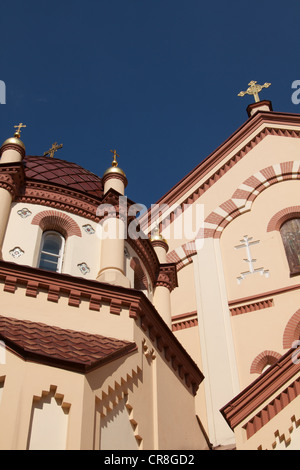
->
[23, 156, 103, 198]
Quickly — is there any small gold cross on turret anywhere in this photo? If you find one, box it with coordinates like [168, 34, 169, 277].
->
[43, 142, 63, 158]
[110, 149, 120, 167]
[14, 122, 26, 138]
[238, 80, 271, 103]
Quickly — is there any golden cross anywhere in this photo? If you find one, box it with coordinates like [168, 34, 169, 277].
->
[238, 80, 271, 103]
[110, 149, 120, 167]
[43, 142, 63, 158]
[14, 122, 26, 137]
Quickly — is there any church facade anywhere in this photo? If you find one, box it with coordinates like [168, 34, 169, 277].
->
[0, 92, 300, 450]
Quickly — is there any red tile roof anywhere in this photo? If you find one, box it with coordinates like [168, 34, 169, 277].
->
[23, 156, 103, 198]
[0, 315, 136, 372]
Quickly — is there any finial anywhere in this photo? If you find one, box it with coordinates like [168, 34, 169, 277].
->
[238, 80, 271, 103]
[14, 122, 26, 138]
[110, 149, 120, 168]
[43, 142, 63, 158]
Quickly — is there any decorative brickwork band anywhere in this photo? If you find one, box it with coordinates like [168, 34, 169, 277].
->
[31, 210, 82, 238]
[250, 350, 281, 375]
[155, 263, 178, 292]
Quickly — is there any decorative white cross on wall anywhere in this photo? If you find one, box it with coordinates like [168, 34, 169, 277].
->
[235, 235, 269, 284]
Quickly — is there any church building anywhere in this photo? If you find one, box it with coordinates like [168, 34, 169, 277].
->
[1, 81, 300, 450]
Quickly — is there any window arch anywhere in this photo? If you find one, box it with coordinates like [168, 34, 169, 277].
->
[280, 218, 300, 276]
[38, 231, 65, 273]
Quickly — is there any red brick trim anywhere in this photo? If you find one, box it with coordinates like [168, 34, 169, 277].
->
[283, 309, 300, 349]
[31, 210, 82, 238]
[250, 350, 281, 374]
[0, 260, 203, 395]
[267, 206, 300, 232]
[166, 241, 197, 272]
[220, 345, 300, 432]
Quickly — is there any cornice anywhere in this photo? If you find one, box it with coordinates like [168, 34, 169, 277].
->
[16, 181, 160, 287]
[0, 260, 203, 395]
[0, 142, 26, 159]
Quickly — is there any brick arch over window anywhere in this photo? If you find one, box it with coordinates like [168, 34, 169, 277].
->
[250, 350, 281, 374]
[202, 160, 300, 239]
[31, 210, 82, 238]
[283, 309, 300, 349]
[267, 206, 300, 232]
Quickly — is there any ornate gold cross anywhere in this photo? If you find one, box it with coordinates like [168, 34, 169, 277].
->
[43, 142, 63, 158]
[14, 122, 26, 137]
[238, 80, 271, 103]
[110, 149, 120, 167]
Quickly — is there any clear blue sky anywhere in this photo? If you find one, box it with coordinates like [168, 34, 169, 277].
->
[1, 0, 300, 208]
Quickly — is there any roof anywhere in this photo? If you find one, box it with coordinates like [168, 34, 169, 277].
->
[23, 156, 103, 198]
[0, 315, 137, 373]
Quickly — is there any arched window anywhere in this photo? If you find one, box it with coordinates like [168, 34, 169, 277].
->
[38, 231, 65, 273]
[280, 219, 300, 276]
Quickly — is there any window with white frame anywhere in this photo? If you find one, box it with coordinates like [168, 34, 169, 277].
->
[38, 231, 65, 273]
